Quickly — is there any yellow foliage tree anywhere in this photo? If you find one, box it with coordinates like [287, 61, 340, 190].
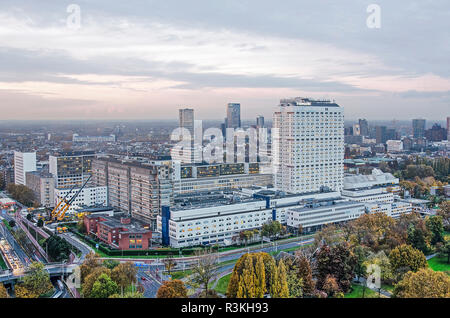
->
[394, 268, 450, 298]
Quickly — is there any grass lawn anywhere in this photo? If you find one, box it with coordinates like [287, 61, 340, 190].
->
[428, 255, 450, 273]
[344, 284, 379, 298]
[214, 273, 231, 295]
[171, 269, 193, 280]
[381, 284, 395, 293]
[0, 254, 8, 270]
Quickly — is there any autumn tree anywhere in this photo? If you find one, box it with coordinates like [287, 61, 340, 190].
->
[313, 224, 341, 249]
[111, 261, 137, 296]
[315, 243, 356, 293]
[276, 259, 289, 298]
[389, 244, 427, 280]
[393, 268, 450, 298]
[163, 257, 177, 277]
[237, 256, 256, 298]
[295, 254, 315, 296]
[322, 275, 341, 298]
[189, 249, 218, 296]
[227, 252, 274, 298]
[109, 291, 143, 298]
[82, 267, 111, 297]
[80, 252, 102, 283]
[437, 201, 450, 231]
[90, 273, 119, 298]
[157, 280, 188, 298]
[364, 251, 394, 284]
[0, 284, 8, 298]
[350, 213, 395, 252]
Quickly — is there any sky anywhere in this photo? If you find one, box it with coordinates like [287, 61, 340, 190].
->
[0, 0, 449, 121]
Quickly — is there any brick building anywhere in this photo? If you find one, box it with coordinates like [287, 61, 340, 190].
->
[84, 214, 152, 250]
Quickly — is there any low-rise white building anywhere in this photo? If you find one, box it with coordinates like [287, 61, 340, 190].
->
[54, 186, 108, 215]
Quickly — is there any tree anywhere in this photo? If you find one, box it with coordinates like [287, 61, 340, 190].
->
[14, 284, 37, 298]
[111, 261, 137, 296]
[80, 252, 102, 283]
[26, 213, 32, 221]
[227, 252, 274, 298]
[393, 268, 450, 298]
[103, 259, 120, 270]
[313, 224, 341, 249]
[426, 215, 444, 246]
[437, 201, 450, 231]
[254, 255, 266, 298]
[364, 251, 394, 284]
[315, 243, 356, 293]
[261, 220, 283, 241]
[350, 213, 396, 252]
[295, 254, 315, 296]
[407, 222, 431, 254]
[109, 291, 143, 298]
[8, 220, 15, 228]
[0, 284, 8, 298]
[6, 184, 36, 207]
[37, 218, 43, 228]
[163, 257, 177, 277]
[389, 244, 427, 280]
[157, 280, 188, 298]
[90, 273, 119, 298]
[43, 235, 72, 262]
[22, 262, 53, 297]
[322, 275, 341, 298]
[277, 259, 289, 298]
[437, 240, 450, 264]
[237, 256, 256, 298]
[189, 249, 218, 296]
[82, 267, 111, 297]
[286, 271, 303, 298]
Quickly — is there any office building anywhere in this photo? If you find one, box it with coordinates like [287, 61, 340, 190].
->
[425, 123, 447, 141]
[386, 140, 404, 153]
[227, 103, 241, 129]
[49, 151, 94, 189]
[375, 126, 387, 144]
[92, 157, 173, 228]
[14, 151, 37, 185]
[72, 134, 116, 143]
[158, 188, 356, 247]
[26, 171, 55, 208]
[358, 119, 369, 136]
[412, 119, 426, 138]
[173, 108, 196, 163]
[172, 161, 273, 195]
[256, 115, 265, 128]
[273, 97, 344, 194]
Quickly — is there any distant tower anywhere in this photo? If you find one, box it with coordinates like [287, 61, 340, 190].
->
[256, 115, 265, 128]
[227, 103, 241, 129]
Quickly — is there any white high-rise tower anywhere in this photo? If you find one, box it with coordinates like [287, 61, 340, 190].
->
[273, 97, 344, 194]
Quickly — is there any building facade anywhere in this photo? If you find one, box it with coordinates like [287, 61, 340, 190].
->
[49, 151, 94, 189]
[227, 103, 241, 129]
[273, 97, 344, 194]
[14, 151, 36, 185]
[26, 171, 55, 208]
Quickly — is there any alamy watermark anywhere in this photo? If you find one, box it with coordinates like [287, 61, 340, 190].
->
[366, 4, 381, 29]
[66, 4, 81, 30]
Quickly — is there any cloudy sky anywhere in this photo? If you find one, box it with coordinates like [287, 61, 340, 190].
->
[0, 0, 449, 120]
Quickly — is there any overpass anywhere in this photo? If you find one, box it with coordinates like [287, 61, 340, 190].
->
[0, 263, 78, 284]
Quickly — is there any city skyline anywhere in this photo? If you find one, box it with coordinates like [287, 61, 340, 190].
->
[0, 1, 449, 120]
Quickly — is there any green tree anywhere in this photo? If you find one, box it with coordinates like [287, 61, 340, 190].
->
[103, 259, 120, 270]
[37, 218, 43, 227]
[90, 273, 119, 298]
[109, 291, 143, 298]
[437, 240, 450, 264]
[82, 267, 111, 297]
[393, 268, 450, 298]
[22, 262, 53, 297]
[389, 244, 427, 280]
[426, 215, 444, 246]
[43, 235, 72, 262]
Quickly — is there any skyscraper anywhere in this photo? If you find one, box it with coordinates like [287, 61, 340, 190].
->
[227, 103, 241, 129]
[273, 97, 344, 194]
[447, 117, 450, 140]
[179, 108, 194, 134]
[412, 119, 426, 138]
[256, 115, 265, 128]
[14, 151, 37, 185]
[375, 126, 387, 144]
[358, 119, 369, 136]
[174, 108, 195, 163]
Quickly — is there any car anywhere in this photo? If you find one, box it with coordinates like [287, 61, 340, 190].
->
[141, 276, 147, 281]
